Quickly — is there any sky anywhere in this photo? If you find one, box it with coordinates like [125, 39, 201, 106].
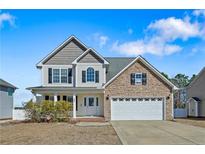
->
[1, 9, 205, 106]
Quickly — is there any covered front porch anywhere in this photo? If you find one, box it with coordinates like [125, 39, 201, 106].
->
[27, 86, 105, 119]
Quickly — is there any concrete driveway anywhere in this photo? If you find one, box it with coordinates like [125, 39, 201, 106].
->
[111, 121, 205, 145]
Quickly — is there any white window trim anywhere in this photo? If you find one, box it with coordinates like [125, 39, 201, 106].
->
[61, 69, 68, 83]
[84, 96, 99, 107]
[135, 73, 142, 85]
[88, 97, 95, 106]
[53, 69, 60, 83]
[52, 68, 73, 84]
[86, 67, 95, 83]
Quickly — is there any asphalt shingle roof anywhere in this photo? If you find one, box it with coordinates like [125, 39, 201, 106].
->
[0, 78, 17, 89]
[105, 57, 135, 82]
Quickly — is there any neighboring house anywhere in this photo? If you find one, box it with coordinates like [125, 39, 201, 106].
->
[27, 35, 177, 121]
[187, 67, 205, 117]
[0, 79, 17, 120]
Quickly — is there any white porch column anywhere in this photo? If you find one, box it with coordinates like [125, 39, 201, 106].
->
[32, 93, 37, 103]
[73, 94, 76, 118]
[54, 94, 58, 102]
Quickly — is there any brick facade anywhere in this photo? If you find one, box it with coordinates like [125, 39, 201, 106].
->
[104, 59, 173, 121]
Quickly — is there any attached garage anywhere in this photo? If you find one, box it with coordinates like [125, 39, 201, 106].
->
[111, 97, 165, 120]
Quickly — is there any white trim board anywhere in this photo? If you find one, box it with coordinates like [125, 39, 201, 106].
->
[72, 48, 109, 65]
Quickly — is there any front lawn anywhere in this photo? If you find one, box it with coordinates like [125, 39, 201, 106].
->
[0, 122, 121, 145]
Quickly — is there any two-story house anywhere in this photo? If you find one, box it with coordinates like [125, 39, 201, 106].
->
[27, 35, 177, 121]
[186, 67, 205, 117]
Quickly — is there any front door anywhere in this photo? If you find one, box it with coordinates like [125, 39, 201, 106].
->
[84, 97, 100, 116]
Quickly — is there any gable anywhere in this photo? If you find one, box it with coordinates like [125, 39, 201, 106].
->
[44, 40, 86, 65]
[105, 59, 172, 93]
[78, 51, 104, 63]
[187, 67, 205, 100]
[104, 56, 176, 89]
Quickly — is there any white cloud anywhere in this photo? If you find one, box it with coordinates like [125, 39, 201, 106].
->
[99, 35, 109, 48]
[112, 38, 182, 56]
[193, 9, 205, 17]
[147, 17, 200, 41]
[128, 28, 133, 34]
[111, 12, 205, 56]
[0, 12, 15, 28]
[92, 33, 109, 48]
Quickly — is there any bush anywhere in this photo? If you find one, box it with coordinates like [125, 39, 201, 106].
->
[24, 100, 72, 122]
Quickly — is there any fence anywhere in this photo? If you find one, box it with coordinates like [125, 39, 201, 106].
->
[174, 108, 187, 118]
[13, 109, 26, 120]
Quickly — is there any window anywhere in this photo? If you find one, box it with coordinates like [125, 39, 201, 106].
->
[132, 98, 137, 101]
[57, 95, 61, 101]
[61, 69, 68, 83]
[53, 69, 60, 83]
[125, 98, 130, 101]
[88, 97, 94, 106]
[87, 67, 95, 82]
[131, 73, 147, 85]
[67, 96, 73, 103]
[63, 96, 67, 101]
[50, 96, 54, 101]
[145, 98, 149, 101]
[135, 73, 142, 84]
[138, 98, 143, 101]
[151, 98, 156, 101]
[157, 98, 163, 101]
[52, 68, 72, 84]
[119, 98, 124, 101]
[45, 95, 49, 100]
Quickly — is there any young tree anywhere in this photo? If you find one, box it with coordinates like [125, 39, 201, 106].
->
[171, 74, 189, 88]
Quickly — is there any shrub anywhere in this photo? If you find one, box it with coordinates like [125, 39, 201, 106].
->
[24, 100, 72, 122]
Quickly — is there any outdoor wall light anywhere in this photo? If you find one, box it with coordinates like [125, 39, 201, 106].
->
[106, 95, 109, 100]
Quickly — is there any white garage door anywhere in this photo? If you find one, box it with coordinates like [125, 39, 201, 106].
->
[111, 97, 164, 120]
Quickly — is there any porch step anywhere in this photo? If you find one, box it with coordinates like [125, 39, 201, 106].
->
[70, 117, 105, 123]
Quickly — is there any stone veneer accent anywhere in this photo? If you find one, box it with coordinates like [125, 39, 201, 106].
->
[104, 60, 173, 121]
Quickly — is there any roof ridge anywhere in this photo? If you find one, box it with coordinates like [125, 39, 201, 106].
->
[104, 57, 136, 59]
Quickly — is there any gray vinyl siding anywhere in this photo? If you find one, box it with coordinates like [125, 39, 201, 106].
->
[187, 69, 205, 100]
[44, 41, 86, 65]
[78, 52, 104, 63]
[0, 90, 13, 119]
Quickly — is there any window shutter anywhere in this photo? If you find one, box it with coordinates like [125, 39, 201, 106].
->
[84, 97, 87, 106]
[76, 96, 78, 111]
[96, 97, 99, 106]
[68, 68, 72, 83]
[142, 73, 147, 85]
[95, 71, 99, 83]
[130, 73, 135, 85]
[82, 71, 86, 83]
[48, 68, 52, 83]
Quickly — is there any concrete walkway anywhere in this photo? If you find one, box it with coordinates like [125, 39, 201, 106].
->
[76, 122, 110, 127]
[111, 121, 205, 145]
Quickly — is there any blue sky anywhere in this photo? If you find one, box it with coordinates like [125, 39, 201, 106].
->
[1, 9, 205, 106]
